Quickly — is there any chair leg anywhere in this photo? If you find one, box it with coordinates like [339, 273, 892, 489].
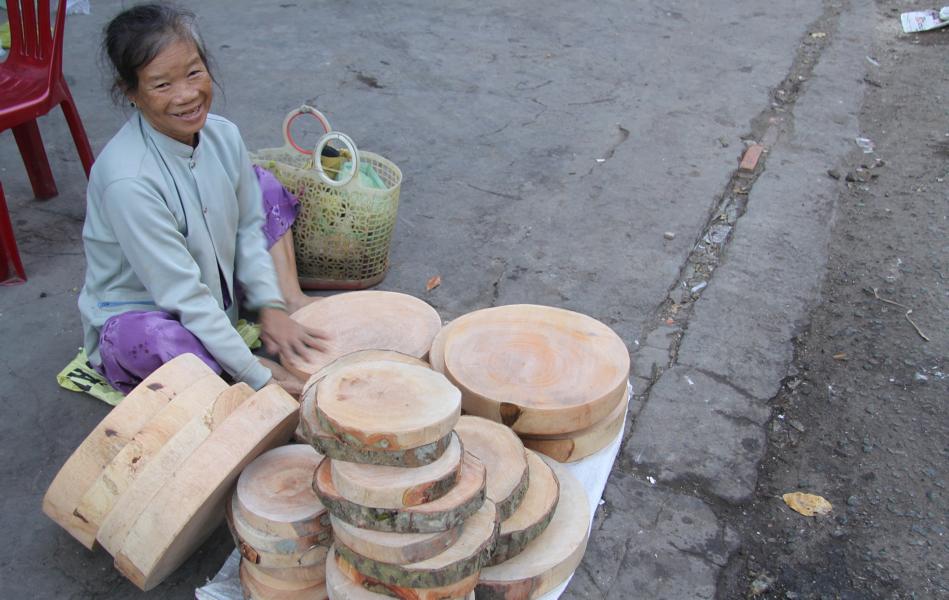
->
[12, 120, 59, 200]
[60, 92, 95, 178]
[0, 183, 27, 285]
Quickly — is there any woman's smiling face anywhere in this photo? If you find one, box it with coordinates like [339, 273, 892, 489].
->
[128, 37, 212, 146]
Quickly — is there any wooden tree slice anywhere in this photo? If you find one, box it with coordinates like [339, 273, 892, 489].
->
[301, 349, 432, 400]
[114, 384, 299, 591]
[330, 515, 463, 565]
[335, 499, 497, 589]
[227, 498, 332, 561]
[438, 304, 629, 435]
[284, 291, 442, 379]
[234, 444, 328, 539]
[316, 361, 460, 451]
[97, 383, 254, 555]
[454, 416, 528, 521]
[520, 390, 628, 463]
[43, 353, 215, 549]
[314, 452, 486, 533]
[240, 559, 328, 600]
[427, 323, 449, 372]
[327, 546, 478, 600]
[476, 457, 590, 600]
[237, 534, 330, 570]
[487, 451, 559, 566]
[72, 372, 229, 543]
[332, 433, 463, 509]
[242, 558, 327, 589]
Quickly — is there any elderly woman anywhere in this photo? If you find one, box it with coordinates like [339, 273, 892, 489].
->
[79, 3, 323, 395]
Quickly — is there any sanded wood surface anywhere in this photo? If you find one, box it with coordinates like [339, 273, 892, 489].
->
[487, 450, 559, 566]
[314, 452, 486, 533]
[335, 499, 497, 589]
[227, 498, 332, 560]
[240, 559, 328, 600]
[235, 444, 328, 539]
[316, 361, 460, 451]
[455, 416, 528, 521]
[114, 384, 299, 591]
[436, 305, 629, 435]
[73, 373, 229, 545]
[43, 354, 215, 549]
[476, 457, 589, 600]
[332, 433, 463, 509]
[242, 558, 327, 588]
[97, 383, 254, 555]
[330, 515, 462, 565]
[520, 389, 628, 463]
[327, 547, 478, 600]
[301, 349, 431, 400]
[284, 291, 442, 379]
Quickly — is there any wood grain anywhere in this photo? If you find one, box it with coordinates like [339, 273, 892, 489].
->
[242, 558, 327, 588]
[520, 390, 628, 462]
[97, 383, 254, 555]
[455, 416, 528, 521]
[330, 515, 463, 565]
[314, 452, 486, 534]
[240, 558, 328, 600]
[327, 546, 478, 600]
[114, 384, 299, 591]
[42, 354, 215, 549]
[316, 360, 460, 451]
[332, 433, 463, 509]
[284, 291, 442, 379]
[437, 305, 629, 435]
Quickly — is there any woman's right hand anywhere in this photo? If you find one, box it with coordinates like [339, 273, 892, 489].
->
[259, 357, 306, 397]
[259, 306, 328, 365]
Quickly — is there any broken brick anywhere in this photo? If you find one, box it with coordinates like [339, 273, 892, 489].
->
[739, 143, 765, 173]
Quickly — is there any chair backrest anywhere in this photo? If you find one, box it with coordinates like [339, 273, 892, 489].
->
[7, 0, 66, 77]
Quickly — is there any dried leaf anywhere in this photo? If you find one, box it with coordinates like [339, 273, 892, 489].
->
[425, 275, 442, 291]
[783, 492, 833, 516]
[833, 352, 848, 361]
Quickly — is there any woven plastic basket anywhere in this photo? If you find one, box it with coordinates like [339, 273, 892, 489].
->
[250, 106, 402, 290]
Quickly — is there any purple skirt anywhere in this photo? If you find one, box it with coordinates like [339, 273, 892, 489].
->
[95, 166, 298, 394]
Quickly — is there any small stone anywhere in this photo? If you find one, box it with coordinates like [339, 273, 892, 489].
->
[663, 231, 676, 240]
[750, 573, 775, 596]
[827, 169, 841, 180]
[847, 495, 860, 507]
[914, 372, 929, 383]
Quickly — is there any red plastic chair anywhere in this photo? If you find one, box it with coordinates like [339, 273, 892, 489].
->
[0, 182, 27, 285]
[1, 0, 95, 200]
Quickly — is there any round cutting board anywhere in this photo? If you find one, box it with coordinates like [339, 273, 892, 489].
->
[476, 456, 590, 599]
[240, 558, 328, 600]
[326, 546, 477, 600]
[455, 416, 528, 521]
[284, 291, 442, 379]
[42, 354, 216, 549]
[520, 388, 628, 463]
[97, 383, 254, 555]
[488, 450, 559, 566]
[436, 305, 629, 435]
[330, 516, 463, 565]
[316, 360, 460, 451]
[114, 384, 299, 591]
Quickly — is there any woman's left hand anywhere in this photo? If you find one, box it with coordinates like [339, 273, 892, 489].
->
[259, 306, 328, 364]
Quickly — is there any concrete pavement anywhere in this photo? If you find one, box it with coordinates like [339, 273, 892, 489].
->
[0, 1, 878, 597]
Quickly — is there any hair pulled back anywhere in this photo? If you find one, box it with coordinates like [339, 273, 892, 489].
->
[102, 3, 215, 102]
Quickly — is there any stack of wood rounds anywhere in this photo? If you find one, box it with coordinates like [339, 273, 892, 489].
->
[42, 354, 300, 591]
[301, 356, 500, 599]
[429, 304, 630, 462]
[227, 444, 331, 600]
[283, 291, 442, 381]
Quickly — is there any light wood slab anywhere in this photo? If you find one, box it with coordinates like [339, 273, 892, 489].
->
[227, 496, 332, 561]
[43, 354, 215, 549]
[521, 390, 628, 463]
[242, 558, 327, 588]
[114, 384, 299, 591]
[335, 499, 497, 589]
[327, 546, 477, 600]
[240, 559, 328, 600]
[488, 450, 559, 566]
[314, 452, 486, 533]
[437, 304, 629, 435]
[97, 383, 254, 555]
[73, 372, 229, 544]
[330, 515, 462, 565]
[316, 360, 460, 451]
[234, 444, 328, 539]
[284, 291, 442, 379]
[332, 433, 463, 509]
[455, 416, 528, 521]
[476, 456, 589, 599]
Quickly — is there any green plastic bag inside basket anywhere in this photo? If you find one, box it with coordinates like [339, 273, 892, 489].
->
[338, 160, 386, 189]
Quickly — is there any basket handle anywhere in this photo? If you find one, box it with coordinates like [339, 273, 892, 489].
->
[313, 132, 360, 187]
[282, 105, 332, 155]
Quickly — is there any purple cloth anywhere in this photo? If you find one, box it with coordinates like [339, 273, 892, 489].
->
[95, 166, 298, 393]
[254, 164, 300, 250]
[96, 311, 223, 394]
